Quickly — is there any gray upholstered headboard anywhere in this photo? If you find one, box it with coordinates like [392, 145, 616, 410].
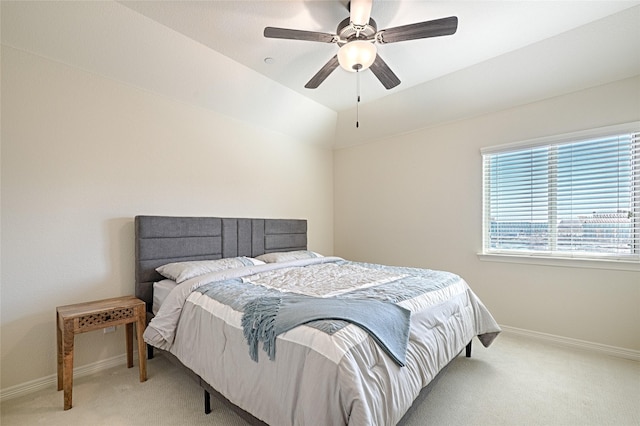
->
[135, 216, 307, 313]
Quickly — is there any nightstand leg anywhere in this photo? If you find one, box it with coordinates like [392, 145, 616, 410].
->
[136, 307, 147, 382]
[62, 319, 75, 410]
[126, 323, 134, 368]
[56, 313, 63, 391]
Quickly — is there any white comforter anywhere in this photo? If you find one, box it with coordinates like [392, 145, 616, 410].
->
[144, 257, 500, 425]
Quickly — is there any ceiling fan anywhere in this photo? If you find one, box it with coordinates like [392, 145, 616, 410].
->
[263, 0, 458, 90]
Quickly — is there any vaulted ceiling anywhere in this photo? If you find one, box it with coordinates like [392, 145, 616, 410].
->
[3, 1, 639, 147]
[121, 1, 640, 112]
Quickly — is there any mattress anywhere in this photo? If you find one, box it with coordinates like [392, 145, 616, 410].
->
[152, 279, 177, 315]
[144, 256, 500, 425]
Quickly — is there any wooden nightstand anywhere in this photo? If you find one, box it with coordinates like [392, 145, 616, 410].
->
[56, 295, 147, 410]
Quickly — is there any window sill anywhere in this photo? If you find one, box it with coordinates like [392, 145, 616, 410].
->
[477, 253, 640, 272]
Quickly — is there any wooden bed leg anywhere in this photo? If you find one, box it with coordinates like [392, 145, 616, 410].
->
[465, 340, 472, 358]
[147, 345, 154, 360]
[204, 389, 211, 414]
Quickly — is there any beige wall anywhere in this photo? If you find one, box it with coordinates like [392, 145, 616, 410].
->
[2, 40, 638, 394]
[334, 76, 640, 351]
[0, 46, 334, 390]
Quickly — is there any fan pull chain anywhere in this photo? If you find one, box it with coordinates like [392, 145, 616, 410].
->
[356, 68, 361, 128]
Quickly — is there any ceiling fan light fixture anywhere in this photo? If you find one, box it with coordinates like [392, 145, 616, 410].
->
[337, 40, 377, 72]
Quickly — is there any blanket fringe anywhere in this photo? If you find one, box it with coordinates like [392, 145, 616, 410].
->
[241, 297, 282, 362]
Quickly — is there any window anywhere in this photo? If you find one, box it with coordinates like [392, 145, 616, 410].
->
[481, 123, 639, 263]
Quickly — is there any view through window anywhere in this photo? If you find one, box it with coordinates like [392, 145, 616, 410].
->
[482, 125, 639, 261]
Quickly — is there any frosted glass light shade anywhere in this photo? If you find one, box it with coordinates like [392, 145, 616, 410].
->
[337, 41, 377, 72]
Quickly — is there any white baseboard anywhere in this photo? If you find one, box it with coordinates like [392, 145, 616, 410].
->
[0, 352, 136, 403]
[499, 325, 640, 362]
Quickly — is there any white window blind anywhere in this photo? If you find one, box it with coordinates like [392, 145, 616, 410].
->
[482, 124, 639, 262]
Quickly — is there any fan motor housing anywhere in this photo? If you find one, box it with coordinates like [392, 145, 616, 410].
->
[337, 17, 377, 45]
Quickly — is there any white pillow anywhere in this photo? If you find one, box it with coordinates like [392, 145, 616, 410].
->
[156, 256, 265, 283]
[255, 250, 323, 263]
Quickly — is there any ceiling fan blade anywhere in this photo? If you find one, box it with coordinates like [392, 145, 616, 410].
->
[349, 0, 373, 26]
[369, 54, 400, 90]
[305, 55, 340, 89]
[378, 16, 458, 44]
[264, 27, 336, 43]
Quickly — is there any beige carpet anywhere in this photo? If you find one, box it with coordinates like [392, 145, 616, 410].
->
[2, 333, 639, 425]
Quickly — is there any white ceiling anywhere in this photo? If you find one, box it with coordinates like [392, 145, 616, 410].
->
[2, 1, 639, 147]
[119, 0, 640, 112]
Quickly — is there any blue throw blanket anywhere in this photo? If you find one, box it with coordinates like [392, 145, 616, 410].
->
[241, 295, 411, 367]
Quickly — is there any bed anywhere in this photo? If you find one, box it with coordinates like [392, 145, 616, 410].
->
[135, 215, 500, 425]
